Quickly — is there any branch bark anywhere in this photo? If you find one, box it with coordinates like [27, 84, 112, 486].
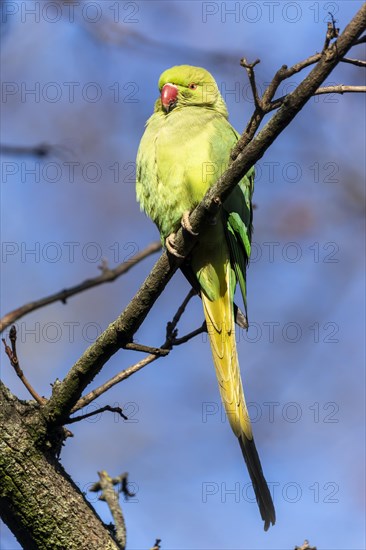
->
[313, 84, 366, 95]
[0, 383, 120, 550]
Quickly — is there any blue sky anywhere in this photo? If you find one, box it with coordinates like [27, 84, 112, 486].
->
[1, 1, 365, 549]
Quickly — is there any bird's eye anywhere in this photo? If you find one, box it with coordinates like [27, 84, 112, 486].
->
[188, 83, 197, 90]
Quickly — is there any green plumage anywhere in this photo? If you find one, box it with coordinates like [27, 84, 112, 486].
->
[136, 65, 275, 530]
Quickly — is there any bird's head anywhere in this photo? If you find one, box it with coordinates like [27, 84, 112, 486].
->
[157, 65, 228, 117]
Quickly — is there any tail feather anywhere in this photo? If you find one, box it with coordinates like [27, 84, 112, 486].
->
[239, 434, 276, 531]
[201, 266, 275, 530]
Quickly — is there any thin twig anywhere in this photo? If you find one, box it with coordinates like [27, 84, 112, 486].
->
[270, 85, 366, 110]
[0, 241, 161, 333]
[314, 85, 366, 95]
[240, 58, 262, 110]
[275, 53, 323, 81]
[340, 57, 366, 67]
[124, 342, 169, 356]
[2, 326, 46, 405]
[72, 354, 160, 412]
[0, 143, 52, 157]
[67, 405, 128, 424]
[166, 288, 197, 343]
[171, 322, 207, 346]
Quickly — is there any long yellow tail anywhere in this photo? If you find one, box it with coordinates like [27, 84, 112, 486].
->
[201, 264, 276, 531]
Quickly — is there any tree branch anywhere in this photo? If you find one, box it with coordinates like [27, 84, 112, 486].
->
[123, 342, 169, 356]
[314, 85, 366, 95]
[240, 58, 262, 110]
[2, 326, 46, 405]
[0, 241, 161, 333]
[67, 405, 128, 424]
[42, 5, 366, 428]
[340, 57, 366, 67]
[171, 322, 207, 346]
[271, 85, 366, 110]
[0, 143, 52, 157]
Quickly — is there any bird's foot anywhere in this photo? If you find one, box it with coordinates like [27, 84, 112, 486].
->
[165, 233, 185, 259]
[181, 211, 198, 236]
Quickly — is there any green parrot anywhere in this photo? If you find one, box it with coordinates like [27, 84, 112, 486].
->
[136, 65, 275, 530]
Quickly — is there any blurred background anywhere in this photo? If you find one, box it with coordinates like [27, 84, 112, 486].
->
[0, 1, 365, 549]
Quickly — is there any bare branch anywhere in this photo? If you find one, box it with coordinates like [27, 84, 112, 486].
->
[67, 405, 128, 424]
[42, 4, 366, 428]
[165, 288, 197, 343]
[72, 354, 160, 413]
[2, 326, 46, 405]
[0, 241, 161, 333]
[170, 322, 207, 346]
[0, 143, 52, 157]
[271, 84, 366, 110]
[276, 53, 323, 79]
[340, 57, 366, 67]
[314, 85, 366, 95]
[124, 342, 169, 356]
[240, 58, 262, 110]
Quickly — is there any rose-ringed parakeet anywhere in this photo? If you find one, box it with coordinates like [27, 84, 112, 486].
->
[136, 65, 275, 530]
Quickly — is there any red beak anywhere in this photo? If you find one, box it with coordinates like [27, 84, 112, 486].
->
[161, 83, 178, 112]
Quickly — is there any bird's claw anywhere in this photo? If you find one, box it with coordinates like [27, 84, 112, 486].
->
[165, 234, 185, 259]
[181, 211, 199, 236]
